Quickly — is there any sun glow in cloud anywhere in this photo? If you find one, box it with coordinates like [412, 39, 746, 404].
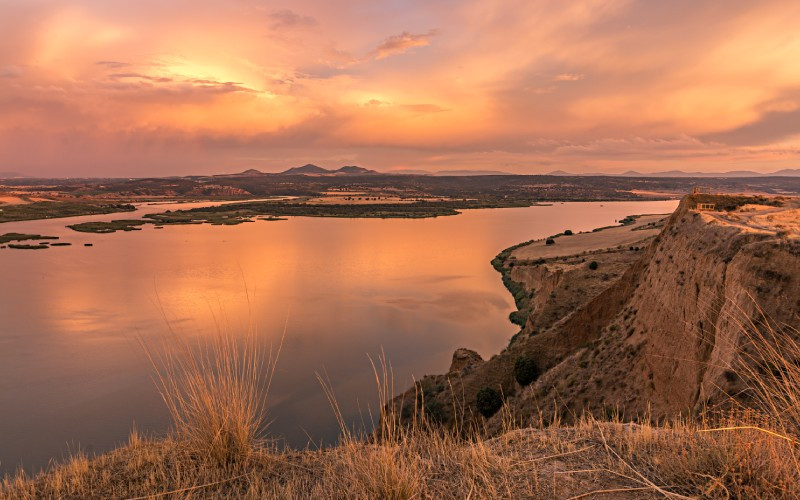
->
[1, 0, 800, 176]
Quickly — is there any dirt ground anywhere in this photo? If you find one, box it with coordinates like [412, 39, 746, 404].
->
[707, 199, 800, 237]
[512, 214, 668, 260]
[0, 192, 54, 205]
[0, 195, 30, 205]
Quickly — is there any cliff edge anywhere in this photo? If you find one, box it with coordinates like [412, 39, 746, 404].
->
[393, 194, 800, 429]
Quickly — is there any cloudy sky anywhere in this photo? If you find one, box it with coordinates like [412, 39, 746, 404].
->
[2, 0, 800, 176]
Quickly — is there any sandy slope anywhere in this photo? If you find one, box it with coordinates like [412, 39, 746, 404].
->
[512, 214, 667, 260]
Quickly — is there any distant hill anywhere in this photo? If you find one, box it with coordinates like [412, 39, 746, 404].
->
[278, 164, 379, 176]
[334, 166, 377, 175]
[772, 168, 800, 176]
[547, 169, 800, 178]
[217, 169, 265, 177]
[619, 170, 767, 178]
[225, 166, 800, 178]
[0, 171, 27, 179]
[281, 164, 331, 175]
[388, 169, 515, 176]
[386, 169, 432, 176]
[433, 170, 514, 176]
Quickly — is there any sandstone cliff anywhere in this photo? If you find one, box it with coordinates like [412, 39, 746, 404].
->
[394, 194, 800, 430]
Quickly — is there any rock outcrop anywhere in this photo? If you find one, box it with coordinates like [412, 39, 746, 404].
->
[449, 348, 484, 373]
[393, 194, 800, 430]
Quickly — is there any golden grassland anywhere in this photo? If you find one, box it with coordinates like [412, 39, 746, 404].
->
[2, 310, 799, 499]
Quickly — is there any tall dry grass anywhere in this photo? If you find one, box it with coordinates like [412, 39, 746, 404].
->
[142, 318, 284, 466]
[735, 312, 800, 438]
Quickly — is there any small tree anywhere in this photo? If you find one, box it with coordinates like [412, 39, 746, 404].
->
[545, 238, 555, 246]
[588, 261, 599, 270]
[476, 387, 503, 418]
[564, 229, 573, 236]
[514, 356, 539, 386]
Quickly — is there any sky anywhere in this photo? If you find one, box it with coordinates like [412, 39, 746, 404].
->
[1, 0, 800, 177]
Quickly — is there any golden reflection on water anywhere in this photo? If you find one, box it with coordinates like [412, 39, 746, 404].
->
[0, 200, 679, 473]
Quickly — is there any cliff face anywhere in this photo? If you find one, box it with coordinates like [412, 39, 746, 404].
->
[394, 195, 800, 429]
[525, 197, 800, 422]
[626, 203, 800, 414]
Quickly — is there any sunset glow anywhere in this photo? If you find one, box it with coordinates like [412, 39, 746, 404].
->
[2, 0, 800, 176]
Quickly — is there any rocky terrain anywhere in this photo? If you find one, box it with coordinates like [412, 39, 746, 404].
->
[394, 194, 800, 430]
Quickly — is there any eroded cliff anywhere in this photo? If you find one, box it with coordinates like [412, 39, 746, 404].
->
[394, 194, 800, 430]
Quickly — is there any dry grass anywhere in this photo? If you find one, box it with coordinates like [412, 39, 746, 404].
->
[3, 415, 798, 498]
[6, 413, 797, 499]
[141, 320, 284, 466]
[736, 313, 800, 441]
[3, 312, 800, 498]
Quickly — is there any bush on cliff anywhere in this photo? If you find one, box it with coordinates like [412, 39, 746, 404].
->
[509, 309, 529, 327]
[514, 356, 540, 386]
[476, 387, 503, 418]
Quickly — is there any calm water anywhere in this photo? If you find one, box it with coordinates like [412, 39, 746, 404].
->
[0, 200, 678, 474]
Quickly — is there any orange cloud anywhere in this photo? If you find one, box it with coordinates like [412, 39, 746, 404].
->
[1, 0, 800, 176]
[372, 30, 437, 60]
[554, 73, 584, 81]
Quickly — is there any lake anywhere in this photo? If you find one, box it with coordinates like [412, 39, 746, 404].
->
[0, 199, 679, 474]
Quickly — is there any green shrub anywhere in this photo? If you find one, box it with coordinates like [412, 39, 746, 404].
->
[588, 261, 599, 270]
[476, 387, 503, 418]
[564, 229, 573, 235]
[514, 356, 539, 386]
[545, 238, 555, 245]
[509, 310, 528, 326]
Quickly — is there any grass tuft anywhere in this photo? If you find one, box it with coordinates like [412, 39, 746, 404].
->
[142, 320, 284, 467]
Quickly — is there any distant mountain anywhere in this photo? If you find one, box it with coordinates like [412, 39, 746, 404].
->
[547, 169, 800, 178]
[433, 170, 514, 176]
[386, 169, 432, 176]
[219, 166, 800, 179]
[545, 170, 609, 176]
[622, 170, 767, 178]
[387, 169, 514, 176]
[217, 168, 265, 177]
[771, 169, 800, 176]
[0, 171, 27, 178]
[278, 164, 379, 176]
[334, 166, 377, 175]
[281, 164, 331, 175]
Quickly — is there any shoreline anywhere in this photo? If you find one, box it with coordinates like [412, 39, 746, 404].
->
[0, 194, 676, 229]
[0, 201, 136, 224]
[491, 212, 670, 341]
[3, 197, 799, 498]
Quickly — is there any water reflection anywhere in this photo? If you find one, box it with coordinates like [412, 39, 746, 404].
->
[0, 200, 679, 473]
